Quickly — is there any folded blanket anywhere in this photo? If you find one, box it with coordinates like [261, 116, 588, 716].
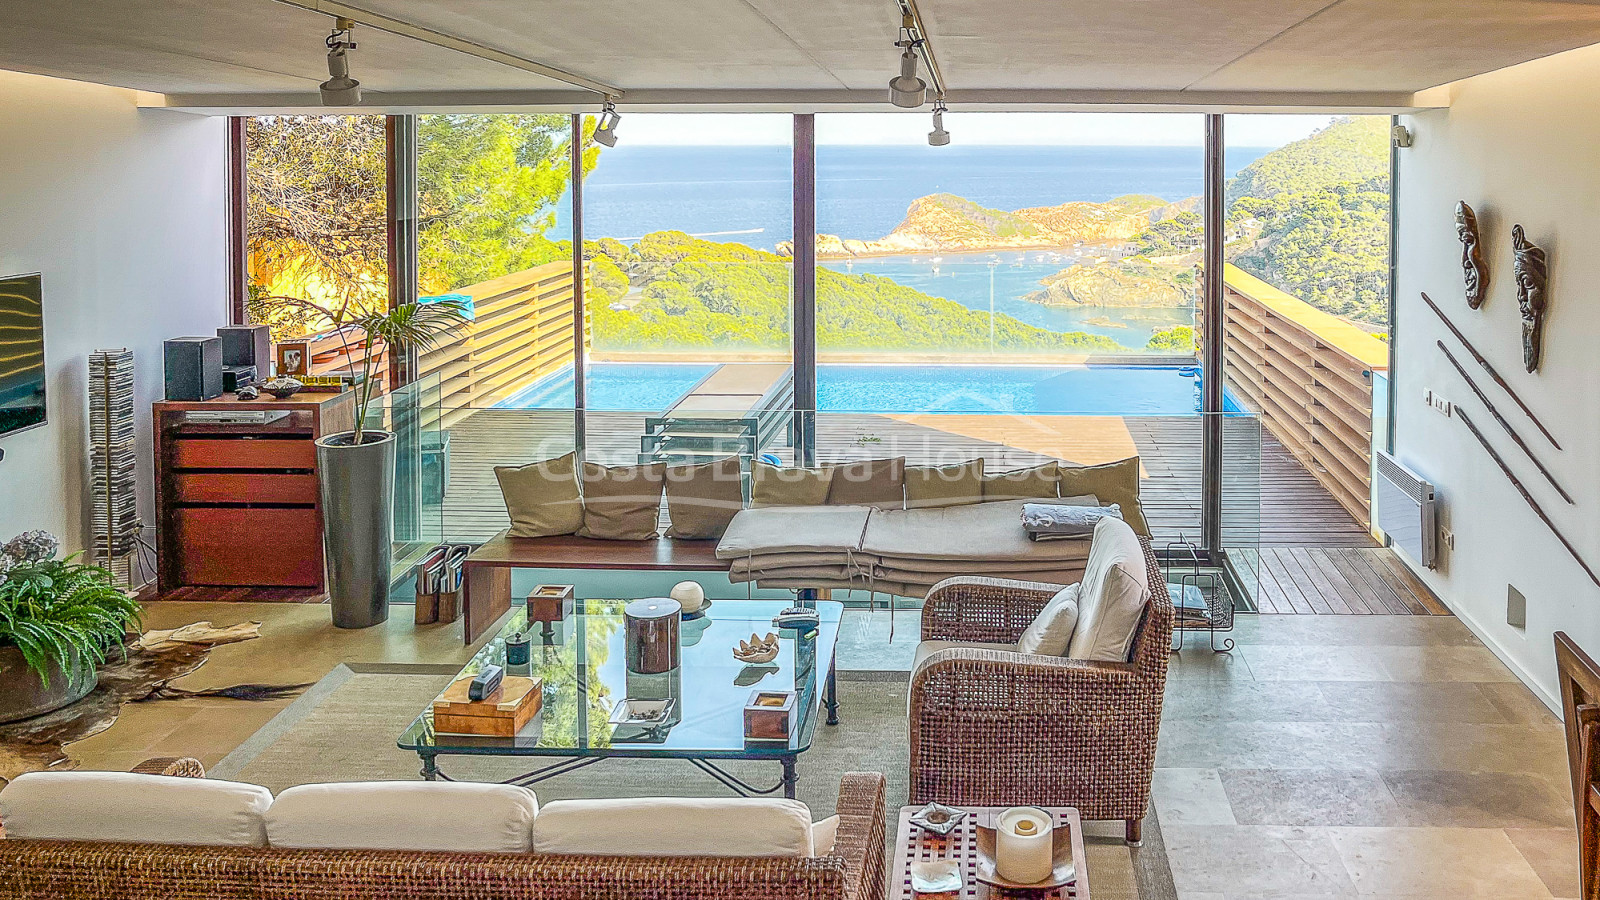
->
[1020, 502, 1123, 538]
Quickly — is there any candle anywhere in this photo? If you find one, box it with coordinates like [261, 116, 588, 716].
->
[995, 807, 1053, 884]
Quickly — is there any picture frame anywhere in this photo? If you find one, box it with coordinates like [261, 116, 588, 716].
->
[275, 341, 309, 377]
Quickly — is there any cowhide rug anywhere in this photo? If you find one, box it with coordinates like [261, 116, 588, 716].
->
[0, 622, 311, 783]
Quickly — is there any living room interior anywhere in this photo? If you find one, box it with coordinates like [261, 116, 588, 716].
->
[2, 2, 1600, 898]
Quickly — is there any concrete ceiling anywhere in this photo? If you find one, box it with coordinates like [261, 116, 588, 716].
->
[4, 0, 1600, 110]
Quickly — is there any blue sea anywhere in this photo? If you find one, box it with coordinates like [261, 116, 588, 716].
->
[551, 144, 1270, 346]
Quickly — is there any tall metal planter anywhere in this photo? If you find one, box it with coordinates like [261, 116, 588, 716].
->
[316, 430, 396, 629]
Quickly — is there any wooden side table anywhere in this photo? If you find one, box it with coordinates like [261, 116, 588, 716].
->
[891, 805, 1089, 900]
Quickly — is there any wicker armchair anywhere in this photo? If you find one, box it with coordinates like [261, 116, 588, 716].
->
[908, 536, 1173, 845]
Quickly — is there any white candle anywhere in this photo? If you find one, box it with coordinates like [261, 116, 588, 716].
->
[995, 807, 1053, 884]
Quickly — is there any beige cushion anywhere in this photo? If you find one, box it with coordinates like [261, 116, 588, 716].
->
[0, 772, 271, 847]
[826, 457, 906, 508]
[981, 461, 1059, 501]
[750, 461, 833, 508]
[717, 505, 872, 559]
[578, 461, 667, 540]
[265, 782, 537, 853]
[495, 451, 583, 538]
[905, 459, 985, 509]
[812, 815, 840, 857]
[1057, 457, 1149, 536]
[1016, 584, 1082, 656]
[529, 797, 815, 857]
[665, 456, 745, 540]
[1066, 516, 1152, 661]
[911, 640, 1018, 675]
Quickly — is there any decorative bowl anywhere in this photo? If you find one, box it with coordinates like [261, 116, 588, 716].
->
[733, 632, 779, 664]
[908, 802, 969, 836]
[262, 376, 303, 399]
[609, 698, 675, 725]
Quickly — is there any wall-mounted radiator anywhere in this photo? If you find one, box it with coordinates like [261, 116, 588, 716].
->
[1375, 450, 1436, 568]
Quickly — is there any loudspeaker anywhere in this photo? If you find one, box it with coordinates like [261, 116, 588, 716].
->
[222, 365, 257, 393]
[217, 325, 271, 370]
[164, 337, 223, 401]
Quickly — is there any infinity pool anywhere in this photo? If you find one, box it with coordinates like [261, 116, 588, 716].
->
[500, 363, 1242, 416]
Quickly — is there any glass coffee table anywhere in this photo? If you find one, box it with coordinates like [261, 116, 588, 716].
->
[398, 599, 842, 799]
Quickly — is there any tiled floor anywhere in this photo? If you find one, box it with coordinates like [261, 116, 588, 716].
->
[63, 602, 1579, 899]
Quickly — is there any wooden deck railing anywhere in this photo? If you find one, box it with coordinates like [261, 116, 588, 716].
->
[417, 261, 589, 429]
[1219, 264, 1389, 528]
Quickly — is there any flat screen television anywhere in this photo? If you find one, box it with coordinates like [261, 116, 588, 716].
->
[0, 273, 46, 437]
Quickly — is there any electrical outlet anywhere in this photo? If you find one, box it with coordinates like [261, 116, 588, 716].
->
[1440, 526, 1455, 550]
[1428, 392, 1452, 416]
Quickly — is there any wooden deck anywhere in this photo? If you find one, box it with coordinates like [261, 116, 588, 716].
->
[433, 408, 1377, 550]
[1232, 547, 1450, 615]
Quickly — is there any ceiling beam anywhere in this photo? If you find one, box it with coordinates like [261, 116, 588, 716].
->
[145, 86, 1450, 115]
[267, 0, 624, 98]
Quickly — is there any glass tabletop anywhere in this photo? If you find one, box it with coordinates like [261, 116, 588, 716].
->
[399, 599, 842, 758]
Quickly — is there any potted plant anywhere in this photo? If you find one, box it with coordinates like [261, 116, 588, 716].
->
[316, 300, 469, 628]
[0, 531, 142, 723]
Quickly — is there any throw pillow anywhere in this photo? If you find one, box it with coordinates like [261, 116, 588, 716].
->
[577, 461, 667, 540]
[750, 461, 833, 508]
[826, 457, 906, 508]
[494, 450, 583, 538]
[905, 458, 985, 509]
[1067, 516, 1152, 661]
[665, 455, 745, 540]
[1015, 584, 1082, 655]
[1057, 457, 1149, 536]
[981, 461, 1059, 501]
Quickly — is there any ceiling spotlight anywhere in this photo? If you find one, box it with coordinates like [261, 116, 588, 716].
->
[928, 101, 950, 146]
[319, 18, 361, 105]
[593, 99, 621, 147]
[888, 37, 927, 108]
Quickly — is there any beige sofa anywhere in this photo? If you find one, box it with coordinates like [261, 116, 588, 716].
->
[0, 764, 888, 900]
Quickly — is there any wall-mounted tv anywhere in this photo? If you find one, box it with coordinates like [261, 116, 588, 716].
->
[0, 273, 46, 437]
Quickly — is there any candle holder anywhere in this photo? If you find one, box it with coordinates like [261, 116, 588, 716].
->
[974, 810, 1076, 890]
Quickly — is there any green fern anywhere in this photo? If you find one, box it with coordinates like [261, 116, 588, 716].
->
[0, 554, 142, 690]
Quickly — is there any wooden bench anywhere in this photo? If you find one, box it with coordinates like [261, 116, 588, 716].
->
[461, 530, 732, 643]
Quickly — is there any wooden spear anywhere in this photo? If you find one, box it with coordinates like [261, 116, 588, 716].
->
[1422, 292, 1561, 450]
[1455, 406, 1599, 588]
[1437, 340, 1573, 503]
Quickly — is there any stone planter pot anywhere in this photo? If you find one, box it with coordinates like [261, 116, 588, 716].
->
[0, 645, 94, 724]
[316, 429, 396, 629]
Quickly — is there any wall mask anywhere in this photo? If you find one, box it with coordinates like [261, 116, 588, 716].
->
[1511, 224, 1548, 373]
[1455, 201, 1487, 309]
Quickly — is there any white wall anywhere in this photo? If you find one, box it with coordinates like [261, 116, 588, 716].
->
[0, 70, 226, 559]
[1395, 43, 1600, 708]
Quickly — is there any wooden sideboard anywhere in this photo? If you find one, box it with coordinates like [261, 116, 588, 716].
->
[153, 393, 354, 595]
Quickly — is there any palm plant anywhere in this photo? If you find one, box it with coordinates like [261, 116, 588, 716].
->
[0, 533, 142, 690]
[339, 299, 471, 447]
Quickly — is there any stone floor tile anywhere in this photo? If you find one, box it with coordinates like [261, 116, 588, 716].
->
[1328, 826, 1554, 898]
[1157, 720, 1406, 770]
[1479, 681, 1562, 725]
[1403, 721, 1571, 781]
[1231, 614, 1478, 648]
[1238, 646, 1391, 682]
[1166, 648, 1257, 683]
[1505, 827, 1582, 900]
[1382, 770, 1573, 828]
[1164, 824, 1354, 897]
[1154, 768, 1238, 825]
[1314, 681, 1516, 724]
[1374, 645, 1522, 683]
[1162, 679, 1334, 723]
[1220, 769, 1402, 827]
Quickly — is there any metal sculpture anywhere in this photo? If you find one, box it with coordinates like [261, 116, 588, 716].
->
[1455, 201, 1488, 309]
[1512, 224, 1549, 372]
[1421, 292, 1561, 449]
[1437, 340, 1572, 503]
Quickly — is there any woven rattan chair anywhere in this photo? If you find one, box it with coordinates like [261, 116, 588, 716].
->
[908, 536, 1173, 845]
[0, 762, 888, 900]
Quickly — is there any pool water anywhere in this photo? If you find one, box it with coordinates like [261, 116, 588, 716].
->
[501, 362, 1242, 416]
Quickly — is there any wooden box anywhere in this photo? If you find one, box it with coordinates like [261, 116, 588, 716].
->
[432, 674, 543, 737]
[744, 689, 796, 742]
[528, 584, 575, 622]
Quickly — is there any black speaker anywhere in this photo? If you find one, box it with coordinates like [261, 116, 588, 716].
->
[164, 337, 223, 401]
[217, 325, 271, 369]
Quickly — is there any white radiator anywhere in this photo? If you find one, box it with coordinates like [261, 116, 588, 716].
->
[1375, 450, 1436, 568]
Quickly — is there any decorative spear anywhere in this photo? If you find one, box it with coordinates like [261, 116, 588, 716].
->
[1421, 292, 1560, 450]
[1437, 340, 1572, 503]
[1455, 407, 1599, 588]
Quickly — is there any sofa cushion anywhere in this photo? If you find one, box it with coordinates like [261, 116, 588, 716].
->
[911, 640, 1018, 675]
[529, 797, 815, 857]
[495, 451, 584, 538]
[1057, 457, 1149, 536]
[664, 455, 745, 540]
[1066, 516, 1152, 662]
[905, 459, 985, 509]
[981, 462, 1059, 501]
[0, 771, 271, 847]
[750, 461, 833, 508]
[265, 782, 537, 853]
[1016, 583, 1082, 656]
[812, 815, 840, 857]
[717, 505, 872, 558]
[578, 461, 667, 540]
[826, 457, 905, 508]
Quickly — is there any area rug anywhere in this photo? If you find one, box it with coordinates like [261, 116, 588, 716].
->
[213, 665, 1175, 900]
[0, 621, 308, 783]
